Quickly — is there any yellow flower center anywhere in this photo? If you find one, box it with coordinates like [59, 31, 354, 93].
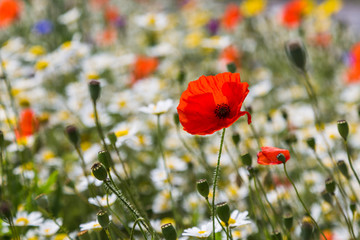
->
[29, 45, 46, 55]
[115, 129, 129, 137]
[16, 217, 29, 225]
[198, 230, 206, 234]
[35, 61, 49, 70]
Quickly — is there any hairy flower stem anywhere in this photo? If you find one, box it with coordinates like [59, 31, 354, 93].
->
[344, 140, 360, 188]
[212, 128, 226, 240]
[333, 194, 356, 239]
[253, 177, 276, 234]
[104, 179, 154, 239]
[205, 198, 232, 239]
[156, 115, 180, 226]
[282, 163, 327, 240]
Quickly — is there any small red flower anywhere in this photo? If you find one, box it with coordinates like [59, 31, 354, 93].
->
[257, 146, 290, 165]
[177, 72, 251, 135]
[281, 0, 305, 28]
[131, 56, 159, 84]
[0, 0, 21, 28]
[15, 108, 39, 139]
[222, 3, 242, 31]
[219, 45, 241, 70]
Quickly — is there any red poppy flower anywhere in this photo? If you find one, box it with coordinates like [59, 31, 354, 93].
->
[177, 72, 251, 135]
[219, 45, 241, 70]
[0, 0, 21, 28]
[281, 0, 305, 28]
[222, 3, 242, 31]
[257, 146, 290, 165]
[15, 108, 39, 139]
[131, 56, 159, 84]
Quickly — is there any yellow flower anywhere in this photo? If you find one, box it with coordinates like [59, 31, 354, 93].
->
[301, 0, 316, 16]
[61, 41, 72, 49]
[35, 60, 49, 71]
[185, 31, 204, 48]
[186, 10, 210, 28]
[241, 0, 266, 17]
[29, 45, 46, 56]
[317, 0, 342, 16]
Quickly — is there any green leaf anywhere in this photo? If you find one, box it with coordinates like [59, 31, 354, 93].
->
[37, 170, 59, 194]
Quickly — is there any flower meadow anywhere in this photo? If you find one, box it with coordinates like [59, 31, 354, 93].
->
[1, 0, 360, 239]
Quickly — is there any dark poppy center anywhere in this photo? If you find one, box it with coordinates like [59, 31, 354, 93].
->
[214, 103, 230, 119]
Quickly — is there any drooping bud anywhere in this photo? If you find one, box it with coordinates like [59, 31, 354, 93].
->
[277, 153, 287, 164]
[306, 137, 316, 151]
[177, 70, 186, 85]
[226, 62, 237, 73]
[337, 160, 349, 179]
[231, 132, 241, 146]
[107, 132, 117, 145]
[161, 223, 177, 240]
[65, 125, 80, 146]
[241, 153, 252, 166]
[0, 200, 12, 221]
[91, 162, 108, 181]
[173, 113, 180, 127]
[285, 41, 307, 72]
[216, 202, 230, 225]
[97, 210, 110, 228]
[325, 178, 336, 195]
[337, 120, 349, 141]
[283, 212, 293, 231]
[196, 179, 209, 199]
[89, 80, 101, 102]
[98, 150, 112, 170]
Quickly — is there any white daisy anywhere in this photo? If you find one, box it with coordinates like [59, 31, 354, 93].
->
[88, 194, 117, 207]
[139, 99, 173, 115]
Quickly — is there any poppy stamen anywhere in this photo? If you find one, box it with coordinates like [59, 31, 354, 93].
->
[215, 103, 230, 119]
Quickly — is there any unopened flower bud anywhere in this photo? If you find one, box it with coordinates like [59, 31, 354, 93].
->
[337, 120, 349, 141]
[241, 153, 252, 166]
[306, 137, 316, 151]
[98, 150, 112, 170]
[283, 212, 293, 231]
[173, 113, 180, 126]
[0, 130, 4, 149]
[350, 202, 356, 213]
[337, 160, 349, 179]
[285, 133, 297, 145]
[97, 210, 110, 228]
[177, 70, 186, 85]
[196, 179, 209, 199]
[231, 132, 241, 146]
[0, 200, 12, 220]
[281, 109, 288, 120]
[89, 80, 101, 102]
[65, 125, 80, 146]
[285, 41, 307, 72]
[91, 162, 107, 181]
[321, 190, 333, 205]
[277, 153, 287, 164]
[107, 132, 117, 145]
[216, 202, 230, 225]
[301, 216, 314, 240]
[226, 62, 237, 73]
[161, 223, 177, 240]
[325, 178, 336, 195]
[271, 231, 282, 240]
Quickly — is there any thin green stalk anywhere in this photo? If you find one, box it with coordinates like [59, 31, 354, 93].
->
[253, 177, 276, 234]
[92, 100, 109, 152]
[282, 163, 327, 240]
[130, 218, 145, 240]
[106, 193, 131, 236]
[212, 128, 226, 240]
[156, 115, 180, 225]
[344, 140, 360, 187]
[333, 194, 356, 239]
[105, 228, 113, 240]
[9, 217, 20, 240]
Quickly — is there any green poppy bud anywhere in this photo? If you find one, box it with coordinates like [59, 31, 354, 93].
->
[89, 80, 101, 102]
[306, 137, 316, 151]
[97, 210, 110, 228]
[91, 162, 108, 181]
[232, 132, 241, 146]
[301, 216, 314, 240]
[325, 178, 336, 195]
[65, 125, 80, 146]
[337, 160, 349, 179]
[285, 41, 307, 72]
[283, 212, 293, 231]
[241, 153, 252, 166]
[107, 132, 117, 145]
[216, 202, 230, 225]
[226, 62, 237, 73]
[196, 179, 209, 199]
[271, 231, 282, 240]
[277, 153, 287, 164]
[337, 120, 349, 141]
[161, 223, 177, 240]
[98, 150, 112, 170]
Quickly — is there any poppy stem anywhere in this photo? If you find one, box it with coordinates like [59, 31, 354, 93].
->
[333, 194, 356, 239]
[212, 128, 226, 240]
[282, 163, 328, 240]
[344, 140, 360, 188]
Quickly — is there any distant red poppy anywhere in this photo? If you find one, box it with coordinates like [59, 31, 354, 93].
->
[96, 27, 117, 46]
[281, 0, 305, 28]
[0, 0, 21, 28]
[219, 45, 241, 70]
[222, 3, 242, 31]
[104, 6, 120, 23]
[308, 33, 332, 48]
[131, 56, 159, 83]
[346, 42, 360, 83]
[257, 146, 290, 165]
[15, 108, 39, 139]
[177, 72, 251, 135]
